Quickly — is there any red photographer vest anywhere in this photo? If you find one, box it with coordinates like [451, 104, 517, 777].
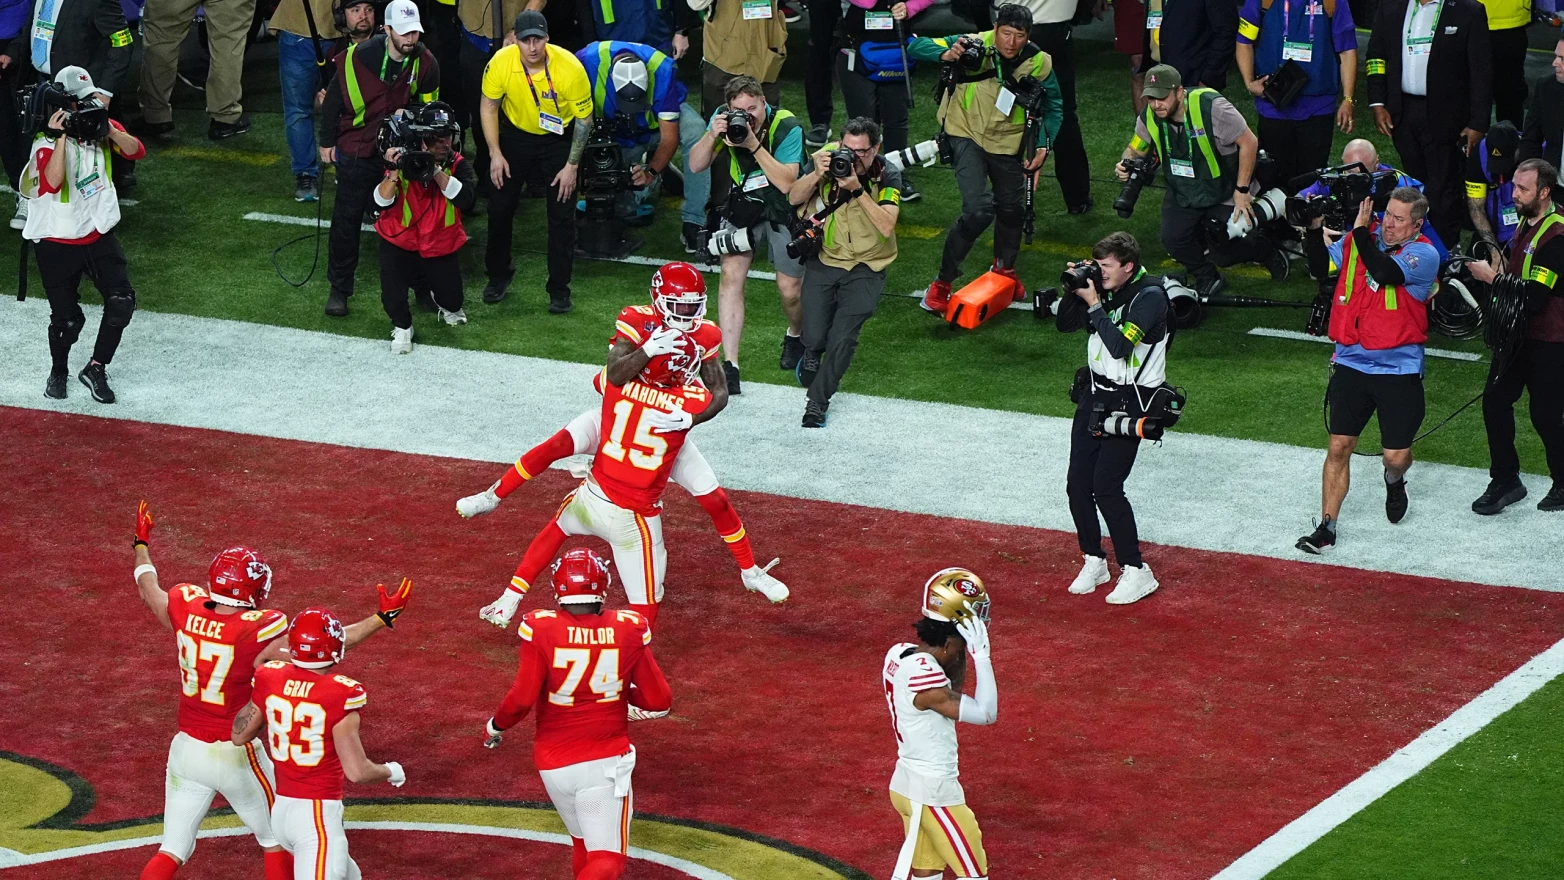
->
[1329, 230, 1431, 350]
[373, 156, 468, 258]
[334, 41, 436, 158]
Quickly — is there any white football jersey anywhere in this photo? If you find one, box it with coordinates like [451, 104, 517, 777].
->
[883, 643, 963, 805]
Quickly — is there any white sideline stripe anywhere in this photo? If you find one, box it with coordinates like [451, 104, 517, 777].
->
[1212, 636, 1564, 880]
[899, 289, 1034, 312]
[1247, 327, 1486, 363]
[0, 298, 1557, 591]
[1, 183, 137, 207]
[0, 822, 729, 877]
[238, 212, 779, 280]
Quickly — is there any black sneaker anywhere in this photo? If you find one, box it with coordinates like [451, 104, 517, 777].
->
[325, 290, 349, 317]
[1540, 485, 1564, 512]
[1264, 242, 1290, 282]
[132, 118, 175, 138]
[1385, 478, 1408, 524]
[1295, 521, 1335, 554]
[483, 271, 514, 304]
[805, 124, 829, 149]
[78, 362, 115, 403]
[802, 399, 829, 428]
[1472, 478, 1527, 515]
[44, 371, 67, 400]
[723, 360, 741, 395]
[796, 349, 820, 387]
[1197, 274, 1225, 300]
[548, 295, 573, 314]
[1067, 196, 1094, 216]
[294, 174, 320, 203]
[209, 115, 252, 140]
[899, 177, 921, 203]
[780, 334, 804, 370]
[682, 222, 704, 255]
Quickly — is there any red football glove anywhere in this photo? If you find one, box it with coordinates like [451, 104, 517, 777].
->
[377, 577, 413, 628]
[134, 500, 154, 547]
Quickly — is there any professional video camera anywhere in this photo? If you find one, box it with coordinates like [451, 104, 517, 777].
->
[1284, 163, 1399, 231]
[723, 108, 751, 146]
[376, 104, 461, 183]
[1113, 156, 1157, 218]
[22, 81, 109, 141]
[575, 127, 640, 259]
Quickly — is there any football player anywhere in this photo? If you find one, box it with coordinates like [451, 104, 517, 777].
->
[235, 608, 406, 880]
[457, 262, 788, 613]
[881, 568, 998, 880]
[482, 548, 672, 880]
[132, 502, 411, 880]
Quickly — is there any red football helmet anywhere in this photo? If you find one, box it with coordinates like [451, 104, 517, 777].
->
[650, 262, 707, 331]
[921, 567, 990, 623]
[207, 547, 273, 608]
[640, 332, 703, 388]
[289, 607, 347, 668]
[551, 548, 612, 606]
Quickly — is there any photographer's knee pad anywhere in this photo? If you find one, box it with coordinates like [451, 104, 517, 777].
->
[48, 311, 86, 347]
[994, 203, 1025, 227]
[102, 287, 137, 330]
[955, 209, 995, 240]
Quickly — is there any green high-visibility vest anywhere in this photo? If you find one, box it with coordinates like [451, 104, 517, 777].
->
[1144, 88, 1237, 210]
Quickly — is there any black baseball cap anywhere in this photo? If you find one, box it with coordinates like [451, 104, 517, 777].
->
[513, 9, 548, 39]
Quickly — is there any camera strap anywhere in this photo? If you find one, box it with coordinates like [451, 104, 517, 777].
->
[299, 0, 328, 70]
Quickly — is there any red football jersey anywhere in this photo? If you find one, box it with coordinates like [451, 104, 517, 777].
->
[495, 608, 670, 771]
[166, 583, 288, 743]
[590, 377, 713, 516]
[610, 304, 723, 388]
[251, 661, 368, 800]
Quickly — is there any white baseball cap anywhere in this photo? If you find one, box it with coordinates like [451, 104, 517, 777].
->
[54, 66, 97, 99]
[385, 0, 423, 35]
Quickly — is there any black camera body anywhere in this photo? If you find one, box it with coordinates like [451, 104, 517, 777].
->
[955, 36, 987, 69]
[1060, 260, 1103, 292]
[1114, 156, 1157, 219]
[579, 134, 631, 199]
[376, 114, 439, 182]
[1009, 74, 1052, 118]
[23, 81, 110, 141]
[827, 147, 856, 180]
[723, 108, 752, 146]
[1284, 164, 1400, 231]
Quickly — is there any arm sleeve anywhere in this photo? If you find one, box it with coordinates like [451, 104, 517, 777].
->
[449, 156, 478, 213]
[94, 0, 134, 95]
[1038, 70, 1063, 148]
[108, 119, 146, 160]
[1394, 241, 1439, 300]
[1466, 4, 1491, 133]
[319, 76, 344, 147]
[1054, 290, 1090, 332]
[373, 182, 397, 207]
[1088, 286, 1169, 359]
[956, 657, 997, 725]
[772, 124, 804, 168]
[1235, 0, 1261, 43]
[628, 649, 673, 712]
[906, 34, 955, 62]
[492, 639, 548, 730]
[1086, 304, 1133, 357]
[904, 0, 938, 16]
[1352, 226, 1406, 285]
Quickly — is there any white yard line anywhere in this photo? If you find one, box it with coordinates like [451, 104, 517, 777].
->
[1212, 636, 1564, 880]
[1248, 327, 1486, 363]
[1, 298, 1556, 591]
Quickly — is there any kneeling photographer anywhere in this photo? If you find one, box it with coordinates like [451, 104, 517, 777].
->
[787, 117, 902, 428]
[19, 67, 147, 404]
[1056, 232, 1179, 606]
[686, 74, 806, 394]
[574, 41, 687, 227]
[373, 101, 476, 355]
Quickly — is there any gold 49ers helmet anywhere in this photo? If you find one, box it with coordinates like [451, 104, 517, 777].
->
[921, 568, 990, 623]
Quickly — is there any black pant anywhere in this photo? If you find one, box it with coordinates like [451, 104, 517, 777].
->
[1484, 339, 1564, 483]
[459, 41, 494, 197]
[804, 0, 842, 129]
[37, 232, 136, 371]
[0, 62, 31, 189]
[1391, 96, 1463, 248]
[1257, 113, 1335, 195]
[800, 259, 885, 404]
[379, 240, 464, 329]
[1489, 26, 1529, 128]
[836, 53, 910, 152]
[328, 152, 386, 297]
[940, 135, 1026, 282]
[1029, 20, 1091, 210]
[1160, 196, 1277, 289]
[486, 126, 575, 301]
[1066, 396, 1143, 568]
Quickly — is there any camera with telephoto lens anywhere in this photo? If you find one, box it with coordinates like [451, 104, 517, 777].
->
[1284, 163, 1400, 231]
[723, 108, 751, 146]
[826, 147, 856, 180]
[883, 139, 940, 171]
[376, 114, 439, 182]
[1114, 156, 1157, 219]
[1060, 260, 1103, 293]
[1090, 400, 1166, 441]
[702, 225, 754, 257]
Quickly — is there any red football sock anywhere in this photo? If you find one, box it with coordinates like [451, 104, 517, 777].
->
[695, 489, 756, 570]
[511, 523, 569, 593]
[571, 837, 588, 876]
[140, 852, 179, 880]
[496, 429, 576, 498]
[628, 602, 659, 631]
[263, 850, 293, 880]
[577, 852, 627, 880]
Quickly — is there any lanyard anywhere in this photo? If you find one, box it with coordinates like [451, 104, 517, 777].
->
[1405, 0, 1442, 45]
[1282, 0, 1316, 43]
[524, 57, 561, 115]
[379, 49, 406, 81]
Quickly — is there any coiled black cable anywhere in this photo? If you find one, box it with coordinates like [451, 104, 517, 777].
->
[1485, 272, 1529, 383]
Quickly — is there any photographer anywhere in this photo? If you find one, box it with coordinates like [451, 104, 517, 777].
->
[318, 0, 441, 318]
[908, 3, 1063, 314]
[787, 117, 902, 428]
[1296, 188, 1438, 554]
[687, 74, 805, 394]
[1465, 159, 1564, 515]
[574, 41, 686, 224]
[1464, 121, 1521, 255]
[373, 101, 475, 354]
[18, 66, 145, 403]
[832, 0, 936, 202]
[270, 0, 378, 203]
[1117, 64, 1287, 299]
[1055, 232, 1169, 606]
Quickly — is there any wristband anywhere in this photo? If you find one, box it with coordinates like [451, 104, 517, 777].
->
[133, 537, 148, 548]
[486, 718, 504, 737]
[1236, 184, 1251, 194]
[134, 563, 156, 582]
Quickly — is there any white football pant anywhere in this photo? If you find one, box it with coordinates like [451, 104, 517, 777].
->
[555, 480, 667, 606]
[564, 409, 721, 496]
[159, 731, 279, 861]
[539, 748, 637, 853]
[271, 796, 361, 880]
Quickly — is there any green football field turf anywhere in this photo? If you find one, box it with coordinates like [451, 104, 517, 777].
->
[2, 29, 1557, 878]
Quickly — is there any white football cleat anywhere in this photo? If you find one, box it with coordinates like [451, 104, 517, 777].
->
[391, 326, 413, 354]
[457, 481, 502, 518]
[1068, 555, 1111, 595]
[1105, 564, 1159, 605]
[627, 706, 670, 722]
[479, 589, 523, 626]
[741, 558, 789, 604]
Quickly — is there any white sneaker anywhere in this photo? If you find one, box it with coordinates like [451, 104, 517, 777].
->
[439, 306, 467, 326]
[1068, 555, 1111, 594]
[456, 480, 502, 518]
[391, 326, 413, 354]
[479, 589, 523, 626]
[627, 706, 670, 722]
[10, 196, 27, 231]
[1105, 564, 1159, 605]
[741, 558, 789, 603]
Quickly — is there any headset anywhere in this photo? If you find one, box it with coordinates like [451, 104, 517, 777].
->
[333, 0, 378, 32]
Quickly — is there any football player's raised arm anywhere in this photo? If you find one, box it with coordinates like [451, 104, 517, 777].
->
[333, 712, 397, 785]
[132, 501, 171, 630]
[492, 639, 549, 730]
[606, 338, 650, 387]
[338, 577, 415, 650]
[232, 700, 266, 746]
[628, 650, 672, 713]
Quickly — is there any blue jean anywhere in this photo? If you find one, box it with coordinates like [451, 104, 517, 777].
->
[679, 102, 711, 228]
[278, 32, 322, 178]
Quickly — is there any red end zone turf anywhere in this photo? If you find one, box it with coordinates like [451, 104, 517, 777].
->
[4, 405, 1563, 879]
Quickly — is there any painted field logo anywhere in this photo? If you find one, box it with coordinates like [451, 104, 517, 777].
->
[0, 753, 869, 878]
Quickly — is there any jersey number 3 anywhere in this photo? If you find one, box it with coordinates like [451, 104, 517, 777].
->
[549, 648, 625, 706]
[600, 400, 668, 472]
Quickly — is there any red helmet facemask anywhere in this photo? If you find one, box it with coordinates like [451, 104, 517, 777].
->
[289, 607, 347, 668]
[650, 262, 707, 332]
[207, 547, 273, 608]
